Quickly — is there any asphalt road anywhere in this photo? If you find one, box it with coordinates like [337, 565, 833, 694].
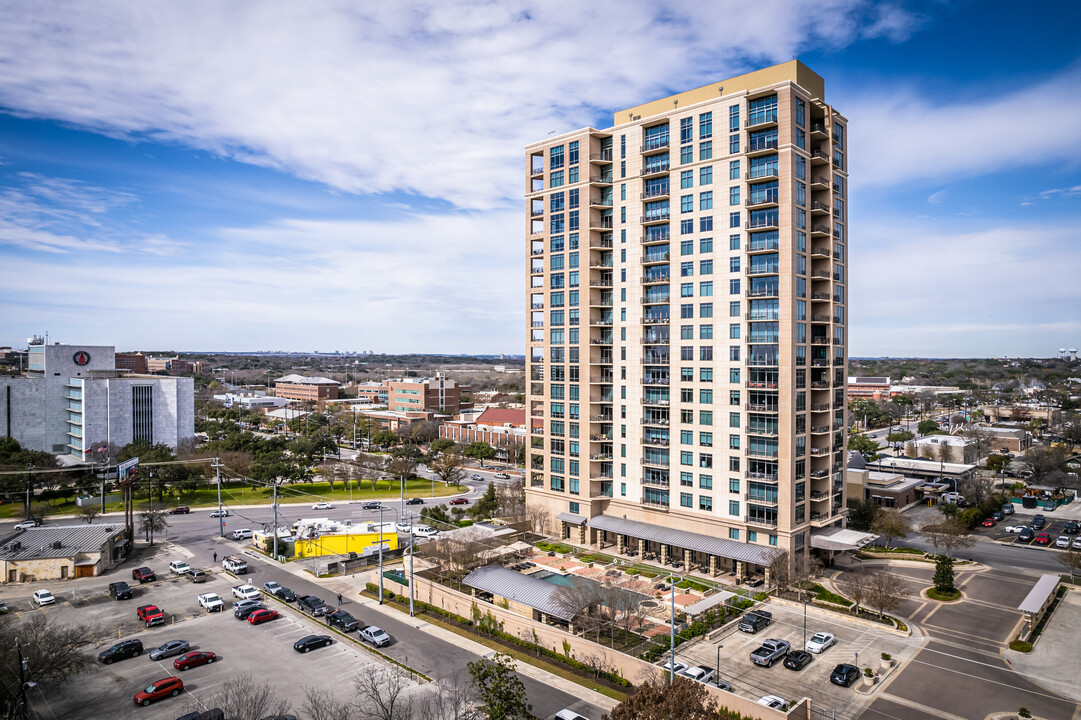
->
[893, 530, 1072, 576]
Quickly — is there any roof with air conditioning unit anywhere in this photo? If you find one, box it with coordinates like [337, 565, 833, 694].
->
[0, 524, 125, 560]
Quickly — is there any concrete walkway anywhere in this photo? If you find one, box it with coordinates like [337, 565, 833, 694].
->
[1004, 589, 1081, 703]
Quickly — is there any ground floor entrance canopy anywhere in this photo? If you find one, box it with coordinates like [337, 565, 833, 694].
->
[584, 514, 781, 567]
[809, 527, 877, 552]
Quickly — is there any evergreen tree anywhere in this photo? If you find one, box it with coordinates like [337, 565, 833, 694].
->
[933, 555, 955, 593]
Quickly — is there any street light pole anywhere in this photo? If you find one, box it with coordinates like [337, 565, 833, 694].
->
[378, 507, 385, 604]
[669, 573, 676, 685]
[408, 511, 415, 617]
[400, 475, 404, 522]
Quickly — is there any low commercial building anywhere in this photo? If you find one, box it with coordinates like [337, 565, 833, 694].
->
[905, 435, 978, 464]
[357, 408, 432, 432]
[273, 374, 340, 401]
[863, 456, 977, 487]
[463, 565, 587, 627]
[439, 407, 528, 456]
[0, 523, 128, 582]
[981, 405, 1062, 426]
[387, 373, 470, 414]
[252, 527, 398, 559]
[146, 355, 204, 375]
[114, 352, 148, 374]
[982, 426, 1032, 453]
[847, 376, 891, 400]
[888, 383, 961, 398]
[846, 461, 924, 509]
[354, 382, 388, 404]
[0, 341, 194, 461]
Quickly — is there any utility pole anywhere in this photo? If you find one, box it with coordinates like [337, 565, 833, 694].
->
[400, 474, 404, 522]
[408, 512, 415, 617]
[25, 464, 34, 519]
[377, 506, 385, 604]
[213, 457, 224, 537]
[148, 470, 155, 545]
[669, 573, 676, 685]
[16, 637, 27, 720]
[272, 481, 279, 559]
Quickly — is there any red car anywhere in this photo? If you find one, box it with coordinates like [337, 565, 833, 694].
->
[1035, 533, 1052, 545]
[173, 650, 216, 671]
[981, 518, 996, 527]
[133, 676, 183, 706]
[131, 567, 156, 583]
[169, 506, 190, 515]
[248, 608, 280, 625]
[449, 498, 470, 505]
[137, 604, 165, 627]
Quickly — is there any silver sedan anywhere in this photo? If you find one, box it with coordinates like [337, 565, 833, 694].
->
[148, 639, 189, 661]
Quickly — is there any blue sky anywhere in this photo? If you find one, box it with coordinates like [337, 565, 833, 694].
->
[0, 0, 1078, 357]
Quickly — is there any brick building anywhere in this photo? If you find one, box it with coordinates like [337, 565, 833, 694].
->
[273, 374, 340, 402]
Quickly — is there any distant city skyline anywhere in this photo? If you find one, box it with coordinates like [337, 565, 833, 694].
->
[1, 1, 1079, 356]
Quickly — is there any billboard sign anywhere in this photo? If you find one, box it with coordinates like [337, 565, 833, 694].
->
[117, 457, 139, 481]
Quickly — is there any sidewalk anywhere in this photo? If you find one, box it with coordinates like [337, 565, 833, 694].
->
[238, 544, 619, 712]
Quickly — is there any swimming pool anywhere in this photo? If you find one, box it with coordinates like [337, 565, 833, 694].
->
[532, 570, 575, 587]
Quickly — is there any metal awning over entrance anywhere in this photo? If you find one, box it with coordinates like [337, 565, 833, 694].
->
[809, 527, 878, 551]
[556, 512, 587, 526]
[585, 514, 781, 566]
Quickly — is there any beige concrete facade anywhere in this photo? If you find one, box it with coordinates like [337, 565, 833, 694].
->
[524, 60, 848, 567]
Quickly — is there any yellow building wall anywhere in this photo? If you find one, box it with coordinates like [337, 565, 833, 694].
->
[294, 531, 399, 558]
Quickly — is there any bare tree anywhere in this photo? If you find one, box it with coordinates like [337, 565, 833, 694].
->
[791, 552, 823, 601]
[416, 675, 480, 720]
[430, 449, 468, 488]
[922, 518, 976, 558]
[495, 481, 526, 522]
[187, 674, 291, 720]
[837, 567, 872, 616]
[552, 575, 605, 641]
[301, 686, 353, 720]
[768, 550, 791, 593]
[355, 452, 389, 491]
[137, 504, 170, 545]
[78, 503, 101, 524]
[866, 571, 906, 619]
[870, 508, 909, 549]
[388, 456, 418, 482]
[963, 426, 994, 464]
[524, 504, 552, 538]
[1056, 545, 1081, 583]
[353, 667, 417, 720]
[1021, 446, 1078, 496]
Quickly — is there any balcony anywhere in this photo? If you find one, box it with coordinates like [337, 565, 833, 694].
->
[745, 492, 779, 506]
[746, 218, 779, 231]
[810, 246, 831, 258]
[810, 122, 827, 138]
[745, 380, 779, 390]
[744, 514, 779, 528]
[642, 253, 669, 264]
[589, 150, 613, 163]
[810, 269, 831, 280]
[810, 335, 829, 345]
[643, 437, 670, 448]
[641, 456, 670, 467]
[643, 315, 670, 325]
[744, 446, 780, 459]
[640, 163, 671, 179]
[810, 175, 831, 189]
[745, 425, 779, 437]
[643, 272, 670, 284]
[745, 402, 779, 413]
[590, 452, 614, 461]
[641, 497, 670, 510]
[590, 197, 613, 208]
[810, 224, 831, 237]
[746, 286, 779, 299]
[589, 278, 613, 289]
[745, 113, 778, 130]
[640, 137, 670, 153]
[642, 333, 669, 345]
[642, 211, 671, 224]
[641, 294, 670, 305]
[590, 174, 614, 184]
[642, 184, 671, 200]
[745, 169, 779, 181]
[809, 447, 830, 457]
[810, 425, 830, 434]
[641, 416, 670, 425]
[810, 402, 832, 412]
[811, 201, 830, 215]
[589, 337, 613, 346]
[745, 192, 779, 209]
[746, 236, 780, 253]
[590, 216, 614, 230]
[746, 137, 779, 156]
[746, 355, 779, 367]
[745, 470, 778, 482]
[810, 291, 832, 302]
[530, 208, 544, 218]
[810, 148, 830, 164]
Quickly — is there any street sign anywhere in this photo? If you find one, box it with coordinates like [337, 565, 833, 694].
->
[117, 457, 139, 480]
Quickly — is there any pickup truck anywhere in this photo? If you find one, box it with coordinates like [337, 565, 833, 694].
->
[137, 604, 166, 627]
[198, 593, 225, 612]
[232, 584, 261, 601]
[738, 610, 773, 634]
[750, 639, 790, 668]
[222, 555, 248, 574]
[298, 595, 328, 617]
[168, 561, 191, 575]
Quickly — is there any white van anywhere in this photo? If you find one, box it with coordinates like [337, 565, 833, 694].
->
[232, 528, 253, 540]
[412, 525, 438, 539]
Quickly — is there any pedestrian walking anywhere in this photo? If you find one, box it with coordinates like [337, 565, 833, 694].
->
[337, 593, 343, 606]
[213, 552, 217, 563]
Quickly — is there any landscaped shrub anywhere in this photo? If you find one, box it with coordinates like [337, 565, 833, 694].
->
[809, 583, 853, 607]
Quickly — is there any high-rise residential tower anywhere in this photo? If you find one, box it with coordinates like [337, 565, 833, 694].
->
[525, 60, 849, 577]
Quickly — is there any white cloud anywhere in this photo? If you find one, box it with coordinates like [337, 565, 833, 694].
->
[847, 66, 1081, 187]
[927, 190, 946, 205]
[0, 0, 923, 210]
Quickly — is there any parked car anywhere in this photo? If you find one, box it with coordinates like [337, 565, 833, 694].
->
[395, 522, 412, 534]
[298, 595, 328, 616]
[830, 663, 860, 687]
[148, 639, 189, 661]
[210, 509, 231, 518]
[756, 695, 787, 709]
[108, 581, 134, 600]
[132, 567, 156, 583]
[263, 580, 284, 595]
[188, 569, 208, 584]
[169, 506, 191, 515]
[327, 610, 360, 633]
[1073, 537, 1081, 550]
[660, 660, 687, 676]
[1001, 503, 1015, 515]
[263, 582, 296, 602]
[749, 639, 790, 667]
[1064, 521, 1081, 535]
[981, 518, 996, 527]
[1035, 533, 1052, 545]
[738, 611, 772, 634]
[1032, 514, 1046, 529]
[359, 626, 391, 647]
[199, 593, 225, 612]
[137, 604, 166, 627]
[405, 497, 424, 505]
[232, 598, 262, 614]
[681, 665, 714, 684]
[174, 651, 216, 671]
[470, 474, 483, 481]
[709, 677, 734, 691]
[169, 561, 191, 575]
[293, 635, 333, 653]
[1019, 527, 1035, 542]
[32, 589, 55, 606]
[234, 603, 266, 621]
[232, 528, 253, 540]
[248, 608, 280, 625]
[312, 502, 334, 510]
[783, 650, 813, 671]
[992, 511, 1005, 522]
[98, 639, 143, 664]
[1004, 525, 1026, 534]
[449, 498, 470, 505]
[494, 473, 511, 480]
[553, 711, 589, 720]
[14, 519, 40, 530]
[361, 501, 381, 510]
[231, 584, 260, 600]
[412, 525, 438, 538]
[805, 632, 835, 654]
[1055, 535, 1071, 548]
[133, 676, 184, 706]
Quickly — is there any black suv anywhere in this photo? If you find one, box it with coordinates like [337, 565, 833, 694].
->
[738, 611, 772, 634]
[98, 638, 143, 664]
[1019, 526, 1035, 542]
[327, 610, 359, 632]
[108, 581, 133, 600]
[234, 602, 266, 621]
[298, 595, 328, 617]
[1064, 521, 1080, 535]
[1032, 514, 1046, 530]
[273, 586, 297, 603]
[830, 663, 860, 687]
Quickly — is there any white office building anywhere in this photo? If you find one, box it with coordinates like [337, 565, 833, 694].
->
[0, 341, 194, 461]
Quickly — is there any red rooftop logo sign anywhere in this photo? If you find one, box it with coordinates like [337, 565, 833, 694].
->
[72, 351, 91, 366]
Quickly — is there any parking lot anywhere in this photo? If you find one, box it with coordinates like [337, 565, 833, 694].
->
[980, 510, 1080, 549]
[7, 561, 402, 719]
[671, 601, 916, 717]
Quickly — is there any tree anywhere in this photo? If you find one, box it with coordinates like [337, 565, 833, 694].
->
[1021, 446, 1076, 496]
[186, 674, 292, 720]
[137, 504, 170, 544]
[871, 508, 908, 548]
[387, 456, 418, 482]
[463, 442, 496, 468]
[78, 504, 100, 524]
[917, 419, 940, 436]
[430, 449, 468, 488]
[352, 667, 417, 720]
[604, 676, 723, 720]
[467, 653, 529, 720]
[0, 614, 99, 716]
[933, 555, 955, 593]
[838, 567, 872, 616]
[409, 421, 441, 445]
[848, 432, 881, 456]
[791, 552, 823, 601]
[524, 503, 552, 537]
[985, 454, 1010, 474]
[494, 481, 525, 522]
[372, 430, 400, 448]
[354, 453, 389, 491]
[922, 517, 976, 558]
[430, 438, 456, 454]
[846, 498, 880, 532]
[471, 482, 499, 519]
[867, 571, 906, 619]
[768, 550, 791, 592]
[1056, 545, 1081, 583]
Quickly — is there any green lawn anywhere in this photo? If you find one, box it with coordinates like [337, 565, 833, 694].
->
[2, 478, 461, 519]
